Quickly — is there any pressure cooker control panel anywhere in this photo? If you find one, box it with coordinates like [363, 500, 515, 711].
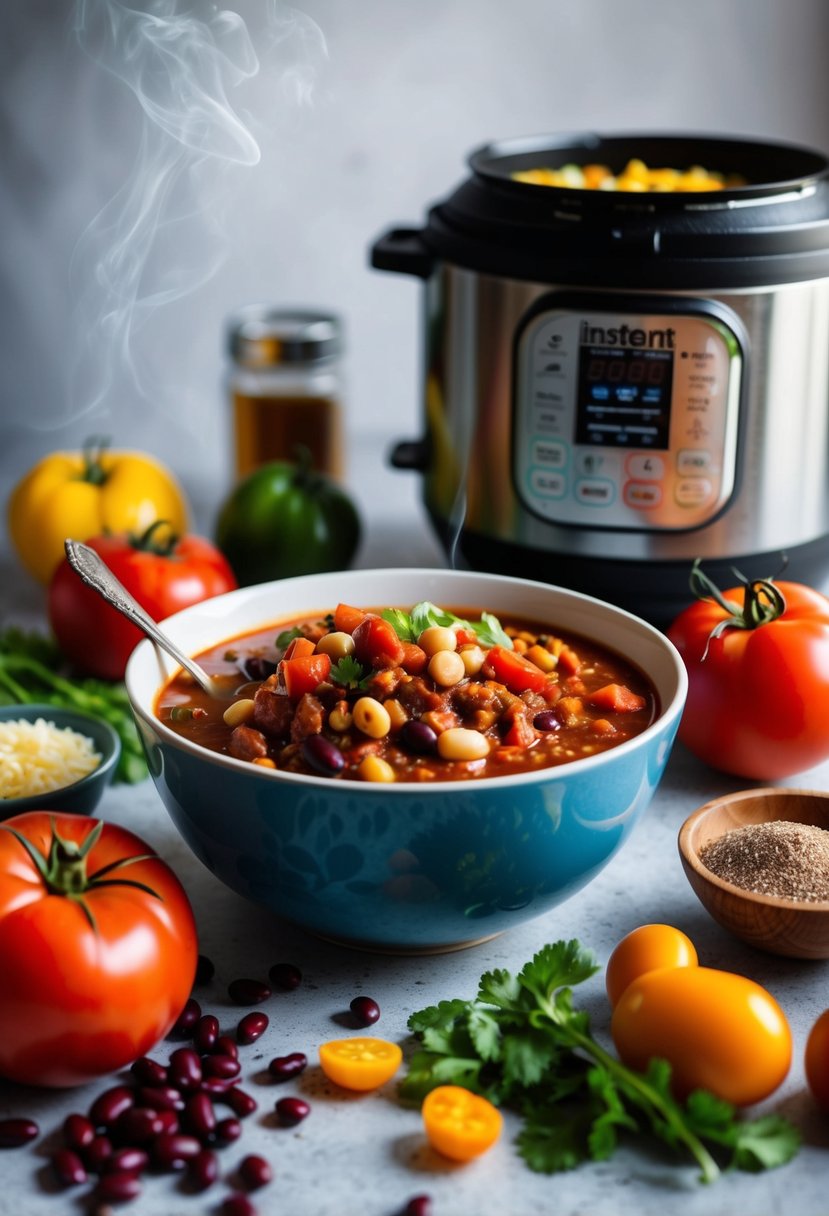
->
[513, 297, 744, 532]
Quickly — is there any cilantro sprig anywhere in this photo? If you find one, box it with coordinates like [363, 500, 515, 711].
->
[381, 602, 512, 649]
[400, 940, 799, 1183]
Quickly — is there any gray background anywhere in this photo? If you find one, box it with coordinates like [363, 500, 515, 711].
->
[2, 0, 829, 530]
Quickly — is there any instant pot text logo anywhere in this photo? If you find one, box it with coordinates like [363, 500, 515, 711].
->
[579, 321, 676, 349]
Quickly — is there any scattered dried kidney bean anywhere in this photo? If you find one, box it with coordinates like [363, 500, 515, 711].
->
[268, 1052, 307, 1082]
[130, 1056, 167, 1086]
[63, 1113, 95, 1151]
[194, 1013, 220, 1053]
[51, 1148, 87, 1186]
[275, 1097, 309, 1127]
[112, 1107, 164, 1147]
[90, 1086, 136, 1129]
[83, 1135, 113, 1172]
[154, 1110, 180, 1137]
[268, 961, 302, 990]
[184, 1092, 217, 1140]
[214, 1034, 240, 1060]
[237, 1011, 269, 1044]
[189, 1147, 219, 1192]
[169, 997, 202, 1038]
[137, 1085, 185, 1112]
[239, 1153, 272, 1190]
[214, 1117, 242, 1145]
[169, 1047, 203, 1091]
[203, 1054, 242, 1080]
[228, 978, 271, 1006]
[403, 1197, 433, 1216]
[104, 1147, 150, 1175]
[94, 1170, 142, 1203]
[350, 995, 381, 1027]
[225, 1088, 258, 1119]
[223, 1193, 257, 1216]
[153, 1132, 202, 1172]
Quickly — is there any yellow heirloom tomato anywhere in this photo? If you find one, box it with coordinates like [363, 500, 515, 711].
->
[8, 438, 189, 584]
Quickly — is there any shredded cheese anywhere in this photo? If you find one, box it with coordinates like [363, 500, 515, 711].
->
[0, 717, 102, 799]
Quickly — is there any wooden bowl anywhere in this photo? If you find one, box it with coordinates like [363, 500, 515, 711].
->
[678, 788, 829, 960]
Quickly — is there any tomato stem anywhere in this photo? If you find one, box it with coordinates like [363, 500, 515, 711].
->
[689, 558, 787, 658]
[80, 435, 112, 487]
[130, 519, 179, 557]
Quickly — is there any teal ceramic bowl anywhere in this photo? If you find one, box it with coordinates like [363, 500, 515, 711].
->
[0, 703, 121, 819]
[126, 569, 687, 952]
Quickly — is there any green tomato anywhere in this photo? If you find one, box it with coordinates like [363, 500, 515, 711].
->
[215, 455, 361, 586]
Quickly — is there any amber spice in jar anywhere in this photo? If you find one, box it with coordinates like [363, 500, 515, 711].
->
[699, 820, 829, 902]
[227, 308, 344, 481]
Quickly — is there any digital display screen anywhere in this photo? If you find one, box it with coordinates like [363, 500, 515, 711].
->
[575, 346, 674, 449]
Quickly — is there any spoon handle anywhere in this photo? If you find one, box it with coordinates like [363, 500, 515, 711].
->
[63, 539, 221, 697]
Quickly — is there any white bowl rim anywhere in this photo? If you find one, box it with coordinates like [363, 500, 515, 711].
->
[126, 567, 688, 794]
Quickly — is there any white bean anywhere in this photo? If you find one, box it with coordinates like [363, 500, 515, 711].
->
[437, 727, 490, 761]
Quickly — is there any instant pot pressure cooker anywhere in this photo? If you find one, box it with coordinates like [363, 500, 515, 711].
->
[371, 132, 829, 624]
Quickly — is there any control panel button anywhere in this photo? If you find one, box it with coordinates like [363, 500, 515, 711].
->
[625, 454, 664, 480]
[677, 448, 712, 475]
[624, 481, 662, 509]
[532, 439, 567, 468]
[575, 451, 620, 477]
[575, 478, 615, 506]
[675, 477, 714, 507]
[530, 469, 566, 498]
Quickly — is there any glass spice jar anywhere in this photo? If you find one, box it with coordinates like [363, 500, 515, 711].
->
[227, 307, 345, 481]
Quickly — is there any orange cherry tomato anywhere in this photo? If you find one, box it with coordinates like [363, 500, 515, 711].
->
[805, 1008, 829, 1112]
[318, 1037, 403, 1091]
[421, 1085, 503, 1162]
[611, 966, 792, 1106]
[605, 924, 698, 1008]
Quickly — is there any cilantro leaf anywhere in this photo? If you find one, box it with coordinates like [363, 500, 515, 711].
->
[407, 999, 469, 1036]
[380, 608, 417, 642]
[729, 1115, 801, 1172]
[276, 626, 303, 649]
[329, 654, 366, 688]
[472, 611, 513, 648]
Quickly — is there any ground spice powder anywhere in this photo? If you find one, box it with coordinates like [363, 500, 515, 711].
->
[699, 820, 829, 902]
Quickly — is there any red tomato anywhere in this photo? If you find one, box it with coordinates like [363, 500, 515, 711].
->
[281, 653, 332, 700]
[484, 645, 548, 694]
[667, 571, 829, 779]
[805, 1008, 829, 1113]
[352, 615, 405, 668]
[0, 811, 198, 1088]
[49, 527, 237, 680]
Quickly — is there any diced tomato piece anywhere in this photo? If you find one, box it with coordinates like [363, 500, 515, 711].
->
[454, 628, 478, 646]
[557, 696, 584, 726]
[352, 615, 405, 668]
[557, 645, 582, 676]
[280, 654, 332, 701]
[590, 717, 617, 736]
[483, 645, 548, 695]
[334, 602, 366, 634]
[588, 683, 646, 713]
[400, 641, 428, 675]
[283, 636, 315, 660]
[501, 706, 536, 749]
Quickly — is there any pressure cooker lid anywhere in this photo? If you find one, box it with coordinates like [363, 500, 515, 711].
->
[422, 131, 829, 289]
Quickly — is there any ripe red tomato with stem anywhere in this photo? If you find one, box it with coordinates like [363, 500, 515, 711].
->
[0, 811, 198, 1087]
[48, 523, 237, 680]
[667, 561, 829, 779]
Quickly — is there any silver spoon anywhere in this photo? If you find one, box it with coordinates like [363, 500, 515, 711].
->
[64, 539, 232, 700]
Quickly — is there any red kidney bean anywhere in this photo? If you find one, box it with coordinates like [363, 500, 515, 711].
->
[90, 1085, 136, 1130]
[188, 1147, 219, 1192]
[301, 732, 345, 776]
[533, 709, 561, 732]
[153, 1132, 202, 1172]
[83, 1135, 113, 1172]
[137, 1085, 185, 1111]
[214, 1035, 239, 1060]
[228, 978, 271, 1006]
[214, 1117, 242, 1145]
[275, 1097, 309, 1127]
[223, 1193, 257, 1216]
[0, 1118, 38, 1149]
[268, 961, 302, 990]
[130, 1056, 168, 1086]
[237, 1011, 269, 1045]
[268, 1052, 307, 1083]
[194, 1013, 220, 1053]
[200, 1076, 239, 1098]
[195, 953, 215, 985]
[239, 1153, 272, 1190]
[63, 1113, 95, 1151]
[51, 1148, 87, 1186]
[94, 1170, 142, 1203]
[154, 1109, 180, 1137]
[400, 718, 439, 755]
[169, 997, 202, 1038]
[350, 995, 381, 1027]
[404, 1197, 433, 1216]
[184, 1092, 217, 1139]
[225, 1088, 257, 1119]
[169, 1046, 203, 1091]
[103, 1147, 150, 1175]
[203, 1054, 241, 1080]
[112, 1107, 164, 1147]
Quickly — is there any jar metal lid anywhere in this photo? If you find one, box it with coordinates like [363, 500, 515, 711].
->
[228, 307, 342, 367]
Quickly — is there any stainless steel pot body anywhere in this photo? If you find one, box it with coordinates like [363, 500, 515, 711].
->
[416, 265, 829, 580]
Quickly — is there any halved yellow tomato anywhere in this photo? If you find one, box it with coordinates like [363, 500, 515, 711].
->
[421, 1085, 503, 1162]
[318, 1037, 403, 1091]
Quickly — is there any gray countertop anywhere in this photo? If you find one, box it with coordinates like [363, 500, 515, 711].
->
[1, 435, 828, 1216]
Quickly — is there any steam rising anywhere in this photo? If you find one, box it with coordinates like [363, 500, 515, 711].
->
[70, 0, 327, 422]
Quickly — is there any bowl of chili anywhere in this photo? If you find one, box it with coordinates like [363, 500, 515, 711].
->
[126, 568, 687, 952]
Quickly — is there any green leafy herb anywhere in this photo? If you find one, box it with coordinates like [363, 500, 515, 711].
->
[382, 602, 513, 650]
[275, 626, 303, 650]
[401, 940, 799, 1184]
[329, 654, 366, 689]
[0, 627, 147, 783]
[380, 608, 418, 642]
